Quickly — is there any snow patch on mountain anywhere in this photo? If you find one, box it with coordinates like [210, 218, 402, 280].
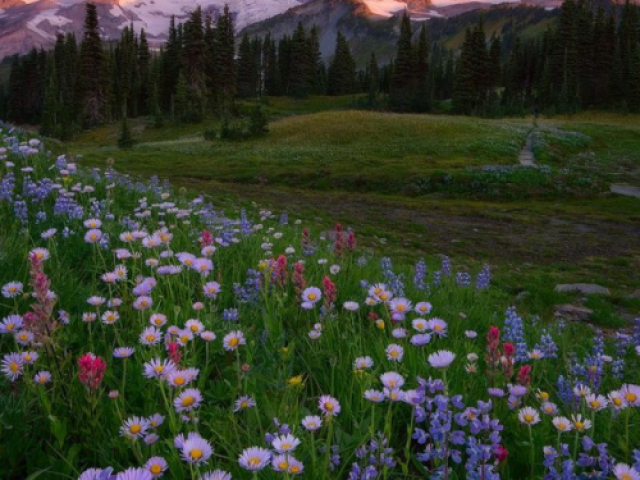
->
[119, 0, 309, 36]
[27, 8, 72, 39]
[362, 0, 407, 17]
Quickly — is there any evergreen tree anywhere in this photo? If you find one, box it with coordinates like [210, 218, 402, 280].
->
[367, 52, 380, 108]
[214, 5, 236, 119]
[413, 25, 430, 112]
[78, 2, 109, 127]
[489, 35, 502, 88]
[263, 34, 281, 96]
[307, 27, 325, 94]
[237, 34, 259, 98]
[41, 57, 60, 137]
[138, 29, 152, 114]
[118, 114, 135, 149]
[289, 23, 310, 98]
[327, 32, 356, 96]
[389, 13, 415, 111]
[453, 29, 476, 114]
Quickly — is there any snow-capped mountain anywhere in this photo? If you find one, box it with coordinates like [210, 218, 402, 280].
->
[0, 0, 310, 59]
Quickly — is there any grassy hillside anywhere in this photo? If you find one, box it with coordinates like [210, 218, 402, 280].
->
[3, 122, 640, 480]
[68, 99, 640, 328]
[72, 110, 529, 193]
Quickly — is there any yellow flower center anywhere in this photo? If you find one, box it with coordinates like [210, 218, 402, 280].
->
[9, 362, 19, 372]
[290, 466, 300, 473]
[248, 457, 260, 466]
[146, 334, 156, 342]
[174, 377, 185, 386]
[279, 461, 289, 469]
[626, 393, 637, 403]
[575, 421, 584, 430]
[324, 402, 334, 412]
[190, 325, 199, 332]
[130, 424, 142, 434]
[182, 396, 195, 407]
[154, 365, 164, 373]
[190, 449, 203, 460]
[24, 355, 32, 362]
[229, 338, 239, 347]
[308, 293, 316, 301]
[524, 414, 534, 423]
[150, 465, 162, 474]
[6, 323, 15, 331]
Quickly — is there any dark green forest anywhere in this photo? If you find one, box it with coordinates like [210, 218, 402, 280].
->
[0, 0, 639, 139]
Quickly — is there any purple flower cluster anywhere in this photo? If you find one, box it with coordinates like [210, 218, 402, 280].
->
[503, 307, 528, 362]
[543, 436, 614, 479]
[412, 382, 503, 479]
[475, 264, 491, 290]
[233, 269, 262, 304]
[348, 433, 396, 480]
[413, 259, 427, 291]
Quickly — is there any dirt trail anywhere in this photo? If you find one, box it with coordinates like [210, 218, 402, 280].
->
[518, 130, 537, 167]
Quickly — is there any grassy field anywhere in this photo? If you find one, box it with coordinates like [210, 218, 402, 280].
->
[67, 98, 640, 328]
[72, 110, 529, 193]
[2, 101, 640, 479]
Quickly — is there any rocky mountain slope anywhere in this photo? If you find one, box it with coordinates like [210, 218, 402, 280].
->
[0, 0, 310, 58]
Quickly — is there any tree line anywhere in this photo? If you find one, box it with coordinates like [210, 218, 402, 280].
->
[0, 0, 639, 138]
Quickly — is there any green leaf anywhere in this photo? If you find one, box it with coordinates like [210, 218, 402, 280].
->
[25, 469, 51, 480]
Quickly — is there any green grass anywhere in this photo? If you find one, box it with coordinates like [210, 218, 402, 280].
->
[2, 126, 640, 480]
[73, 110, 529, 194]
[67, 106, 640, 328]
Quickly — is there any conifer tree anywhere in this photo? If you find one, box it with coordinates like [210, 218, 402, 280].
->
[307, 27, 325, 94]
[327, 32, 356, 96]
[389, 13, 415, 111]
[78, 2, 108, 127]
[367, 52, 380, 108]
[214, 5, 236, 119]
[41, 57, 60, 137]
[237, 34, 258, 98]
[489, 36, 502, 88]
[413, 25, 430, 112]
[138, 29, 151, 114]
[118, 114, 135, 149]
[453, 29, 476, 114]
[289, 23, 310, 98]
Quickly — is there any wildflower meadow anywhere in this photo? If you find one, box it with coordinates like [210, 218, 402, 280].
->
[0, 124, 639, 480]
